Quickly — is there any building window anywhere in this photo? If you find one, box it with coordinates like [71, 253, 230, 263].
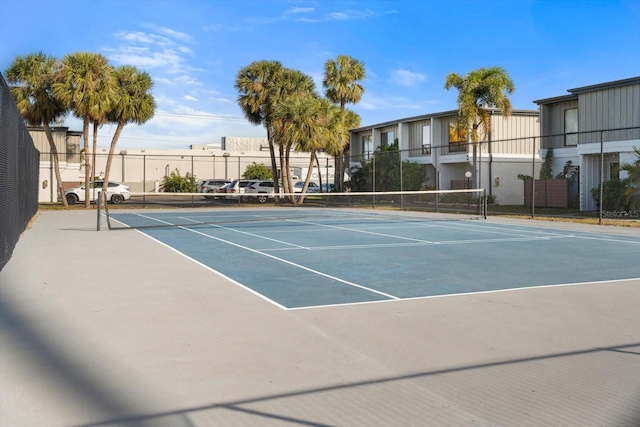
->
[422, 125, 431, 155]
[381, 131, 395, 148]
[564, 108, 578, 146]
[448, 122, 467, 153]
[362, 135, 372, 160]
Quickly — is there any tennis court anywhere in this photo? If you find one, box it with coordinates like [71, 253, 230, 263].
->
[3, 209, 640, 426]
[108, 207, 640, 309]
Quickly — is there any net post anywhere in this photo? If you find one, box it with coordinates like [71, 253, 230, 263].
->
[483, 188, 487, 219]
[97, 191, 101, 231]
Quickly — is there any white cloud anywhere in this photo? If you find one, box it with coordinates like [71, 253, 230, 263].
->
[287, 7, 314, 15]
[388, 69, 427, 87]
[357, 93, 424, 111]
[184, 95, 198, 102]
[157, 26, 193, 42]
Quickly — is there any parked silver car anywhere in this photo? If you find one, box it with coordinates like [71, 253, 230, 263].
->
[199, 179, 231, 199]
[293, 181, 320, 193]
[64, 180, 131, 205]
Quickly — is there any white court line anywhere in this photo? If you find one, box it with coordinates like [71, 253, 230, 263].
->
[178, 216, 309, 250]
[262, 235, 558, 252]
[130, 213, 400, 303]
[108, 215, 288, 309]
[452, 221, 640, 244]
[285, 217, 438, 244]
[288, 277, 640, 311]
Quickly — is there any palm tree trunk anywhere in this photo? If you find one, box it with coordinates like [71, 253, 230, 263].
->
[279, 144, 288, 193]
[82, 117, 91, 208]
[284, 143, 296, 204]
[43, 122, 68, 207]
[266, 127, 279, 194]
[296, 152, 317, 205]
[334, 153, 341, 192]
[315, 155, 323, 192]
[102, 121, 125, 191]
[92, 121, 99, 180]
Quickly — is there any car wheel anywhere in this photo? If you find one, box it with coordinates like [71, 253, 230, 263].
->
[258, 195, 267, 204]
[66, 193, 78, 205]
[204, 190, 214, 200]
[111, 194, 124, 204]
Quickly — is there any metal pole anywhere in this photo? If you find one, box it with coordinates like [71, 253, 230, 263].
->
[483, 188, 487, 219]
[531, 137, 536, 218]
[400, 150, 404, 209]
[599, 131, 604, 224]
[191, 155, 195, 207]
[97, 191, 101, 231]
[372, 155, 376, 208]
[143, 155, 146, 208]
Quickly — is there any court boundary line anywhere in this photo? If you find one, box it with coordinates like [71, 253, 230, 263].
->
[111, 221, 291, 310]
[108, 212, 640, 310]
[287, 277, 640, 310]
[450, 221, 640, 244]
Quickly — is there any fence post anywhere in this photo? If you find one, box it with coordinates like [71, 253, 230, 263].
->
[143, 155, 146, 208]
[400, 150, 404, 209]
[97, 191, 101, 231]
[531, 136, 537, 218]
[599, 131, 604, 224]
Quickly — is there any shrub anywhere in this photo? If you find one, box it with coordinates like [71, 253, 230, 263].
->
[590, 179, 628, 210]
[243, 162, 273, 180]
[160, 169, 198, 193]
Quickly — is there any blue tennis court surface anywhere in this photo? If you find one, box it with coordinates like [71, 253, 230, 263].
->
[109, 208, 640, 309]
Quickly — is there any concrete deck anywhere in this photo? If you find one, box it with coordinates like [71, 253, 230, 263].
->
[1, 210, 639, 426]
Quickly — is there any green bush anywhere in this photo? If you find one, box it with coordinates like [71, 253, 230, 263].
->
[590, 179, 629, 210]
[160, 169, 198, 193]
[243, 162, 273, 180]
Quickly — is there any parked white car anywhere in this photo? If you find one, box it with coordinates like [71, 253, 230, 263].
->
[64, 180, 131, 205]
[244, 180, 275, 203]
[225, 179, 254, 199]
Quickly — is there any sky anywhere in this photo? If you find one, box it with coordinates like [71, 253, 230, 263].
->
[1, 0, 639, 150]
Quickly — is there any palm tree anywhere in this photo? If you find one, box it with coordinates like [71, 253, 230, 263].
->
[54, 52, 116, 207]
[274, 95, 339, 204]
[444, 66, 515, 188]
[236, 62, 316, 196]
[5, 52, 69, 206]
[270, 68, 316, 195]
[236, 60, 285, 193]
[101, 66, 156, 195]
[324, 108, 360, 190]
[323, 55, 365, 192]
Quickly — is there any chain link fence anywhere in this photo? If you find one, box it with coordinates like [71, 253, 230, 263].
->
[0, 74, 40, 271]
[34, 125, 639, 222]
[347, 127, 640, 221]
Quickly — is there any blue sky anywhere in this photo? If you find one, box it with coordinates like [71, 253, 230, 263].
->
[1, 0, 639, 149]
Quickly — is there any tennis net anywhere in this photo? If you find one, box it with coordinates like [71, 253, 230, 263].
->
[98, 188, 487, 231]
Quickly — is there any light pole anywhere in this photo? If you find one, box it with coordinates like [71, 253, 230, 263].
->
[223, 152, 230, 179]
